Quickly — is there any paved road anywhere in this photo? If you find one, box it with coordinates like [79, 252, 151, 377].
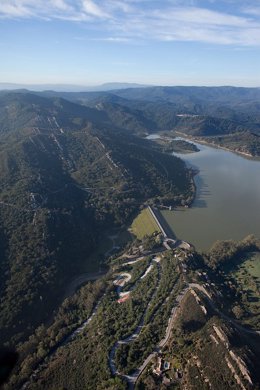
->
[108, 262, 161, 381]
[21, 247, 260, 390]
[123, 256, 145, 266]
[109, 279, 190, 388]
[130, 286, 191, 386]
[64, 271, 107, 299]
[194, 285, 260, 336]
[109, 280, 260, 389]
[159, 287, 189, 349]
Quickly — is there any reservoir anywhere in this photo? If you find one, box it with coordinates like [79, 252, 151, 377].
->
[159, 138, 260, 251]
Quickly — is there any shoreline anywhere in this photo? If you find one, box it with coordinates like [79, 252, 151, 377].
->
[189, 166, 199, 207]
[174, 131, 256, 159]
[194, 138, 253, 158]
[145, 132, 199, 209]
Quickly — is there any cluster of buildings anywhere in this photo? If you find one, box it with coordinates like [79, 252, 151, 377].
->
[152, 354, 183, 386]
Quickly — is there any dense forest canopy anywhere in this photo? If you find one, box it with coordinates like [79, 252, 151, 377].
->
[0, 92, 193, 347]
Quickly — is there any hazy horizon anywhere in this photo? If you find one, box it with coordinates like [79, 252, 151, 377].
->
[0, 81, 260, 93]
[1, 1, 260, 87]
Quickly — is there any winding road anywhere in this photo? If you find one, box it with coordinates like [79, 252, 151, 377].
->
[109, 260, 162, 388]
[109, 279, 260, 389]
[63, 271, 107, 299]
[21, 254, 160, 389]
[108, 282, 190, 389]
[20, 250, 260, 390]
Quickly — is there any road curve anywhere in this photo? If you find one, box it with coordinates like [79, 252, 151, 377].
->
[108, 262, 161, 384]
[109, 281, 260, 389]
[109, 280, 191, 389]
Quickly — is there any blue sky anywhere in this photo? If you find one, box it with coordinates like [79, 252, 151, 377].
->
[1, 0, 260, 87]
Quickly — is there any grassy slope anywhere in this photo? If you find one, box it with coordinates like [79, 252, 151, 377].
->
[130, 208, 160, 239]
[231, 252, 260, 327]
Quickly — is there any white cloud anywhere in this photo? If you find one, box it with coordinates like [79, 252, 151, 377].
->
[105, 0, 133, 13]
[51, 0, 72, 11]
[97, 37, 132, 42]
[154, 7, 254, 27]
[114, 4, 260, 46]
[0, 0, 88, 21]
[0, 1, 32, 17]
[75, 36, 133, 43]
[243, 7, 260, 17]
[81, 0, 109, 18]
[0, 0, 260, 46]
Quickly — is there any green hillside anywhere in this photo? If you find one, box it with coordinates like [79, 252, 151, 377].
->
[0, 92, 193, 348]
[1, 89, 260, 390]
[199, 131, 260, 157]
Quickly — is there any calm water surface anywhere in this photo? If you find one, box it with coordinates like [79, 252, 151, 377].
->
[159, 138, 260, 251]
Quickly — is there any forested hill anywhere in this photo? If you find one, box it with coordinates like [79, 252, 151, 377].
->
[24, 85, 260, 137]
[2, 86, 260, 137]
[197, 131, 260, 157]
[89, 86, 260, 136]
[0, 92, 193, 347]
[0, 92, 108, 139]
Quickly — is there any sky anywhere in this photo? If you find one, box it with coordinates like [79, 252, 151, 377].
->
[0, 0, 260, 87]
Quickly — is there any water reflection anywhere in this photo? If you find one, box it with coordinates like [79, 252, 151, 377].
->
[160, 138, 260, 251]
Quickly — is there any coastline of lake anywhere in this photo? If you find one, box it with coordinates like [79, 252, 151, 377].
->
[152, 135, 260, 251]
[174, 131, 260, 159]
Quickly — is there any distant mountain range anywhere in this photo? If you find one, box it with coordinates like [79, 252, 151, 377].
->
[43, 85, 260, 136]
[0, 82, 149, 92]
